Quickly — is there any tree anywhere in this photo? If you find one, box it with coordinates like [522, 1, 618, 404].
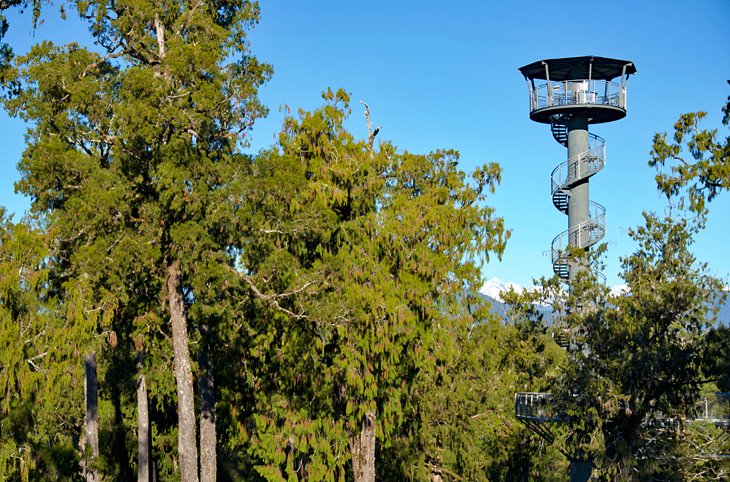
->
[650, 85, 730, 217]
[647, 91, 730, 481]
[379, 294, 568, 482]
[553, 214, 725, 480]
[0, 210, 86, 481]
[2, 1, 271, 480]
[231, 90, 508, 481]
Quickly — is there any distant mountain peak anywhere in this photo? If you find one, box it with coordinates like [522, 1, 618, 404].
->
[610, 284, 629, 297]
[479, 278, 528, 302]
[481, 278, 631, 303]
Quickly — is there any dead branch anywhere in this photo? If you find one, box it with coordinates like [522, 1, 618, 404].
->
[359, 101, 380, 153]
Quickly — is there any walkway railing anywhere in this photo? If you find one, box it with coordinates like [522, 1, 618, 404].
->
[516, 392, 730, 427]
[688, 393, 730, 426]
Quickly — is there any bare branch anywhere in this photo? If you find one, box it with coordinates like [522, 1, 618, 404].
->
[26, 350, 49, 371]
[154, 15, 166, 59]
[225, 265, 311, 320]
[470, 410, 494, 420]
[360, 100, 380, 153]
[241, 274, 309, 320]
[82, 49, 126, 77]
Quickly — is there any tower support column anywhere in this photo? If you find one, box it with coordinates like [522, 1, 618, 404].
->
[567, 116, 589, 282]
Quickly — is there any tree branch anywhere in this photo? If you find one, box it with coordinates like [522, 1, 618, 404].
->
[360, 101, 379, 153]
[226, 265, 311, 320]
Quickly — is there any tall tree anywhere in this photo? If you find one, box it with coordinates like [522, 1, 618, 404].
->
[2, 1, 271, 480]
[553, 214, 724, 480]
[235, 90, 508, 481]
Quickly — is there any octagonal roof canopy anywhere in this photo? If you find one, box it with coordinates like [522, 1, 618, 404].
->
[519, 56, 636, 82]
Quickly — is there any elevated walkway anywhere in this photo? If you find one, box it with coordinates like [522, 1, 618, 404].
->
[687, 393, 730, 426]
[516, 392, 730, 429]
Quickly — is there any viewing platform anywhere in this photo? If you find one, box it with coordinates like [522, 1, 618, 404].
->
[519, 56, 636, 124]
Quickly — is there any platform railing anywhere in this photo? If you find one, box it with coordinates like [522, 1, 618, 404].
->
[515, 392, 565, 423]
[529, 79, 626, 112]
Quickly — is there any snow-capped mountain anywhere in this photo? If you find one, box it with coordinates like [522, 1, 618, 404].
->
[609, 284, 629, 297]
[478, 278, 551, 322]
[479, 278, 528, 302]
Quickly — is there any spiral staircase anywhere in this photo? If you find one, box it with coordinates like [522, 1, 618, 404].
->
[549, 118, 606, 283]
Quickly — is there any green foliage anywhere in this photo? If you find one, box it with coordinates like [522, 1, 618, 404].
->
[381, 297, 567, 481]
[650, 87, 730, 218]
[549, 214, 725, 479]
[0, 211, 84, 481]
[1, 1, 49, 90]
[704, 326, 730, 391]
[230, 90, 508, 479]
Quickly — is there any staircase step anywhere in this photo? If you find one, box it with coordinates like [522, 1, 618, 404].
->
[552, 190, 569, 213]
[553, 330, 570, 348]
[553, 262, 569, 279]
[551, 120, 568, 147]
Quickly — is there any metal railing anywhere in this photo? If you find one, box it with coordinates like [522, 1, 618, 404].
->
[687, 393, 730, 426]
[551, 202, 605, 255]
[551, 202, 605, 282]
[515, 392, 565, 423]
[517, 392, 729, 436]
[529, 79, 626, 112]
[551, 134, 605, 197]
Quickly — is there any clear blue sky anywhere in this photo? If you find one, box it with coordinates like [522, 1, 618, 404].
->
[1, 0, 728, 288]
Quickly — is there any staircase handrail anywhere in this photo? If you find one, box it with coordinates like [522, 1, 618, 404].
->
[551, 202, 606, 266]
[551, 134, 605, 196]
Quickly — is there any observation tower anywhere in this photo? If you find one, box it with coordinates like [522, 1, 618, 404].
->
[518, 56, 636, 283]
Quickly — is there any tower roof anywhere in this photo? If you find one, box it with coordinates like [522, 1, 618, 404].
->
[519, 56, 636, 81]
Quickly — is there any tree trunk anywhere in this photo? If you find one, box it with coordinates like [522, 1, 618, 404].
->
[429, 471, 443, 482]
[601, 416, 640, 481]
[349, 411, 376, 482]
[83, 353, 100, 482]
[167, 261, 200, 482]
[137, 352, 151, 482]
[198, 324, 217, 482]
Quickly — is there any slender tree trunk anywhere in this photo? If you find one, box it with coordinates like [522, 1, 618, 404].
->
[602, 415, 645, 481]
[198, 323, 217, 482]
[167, 261, 200, 482]
[349, 411, 376, 482]
[84, 353, 100, 482]
[137, 352, 151, 482]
